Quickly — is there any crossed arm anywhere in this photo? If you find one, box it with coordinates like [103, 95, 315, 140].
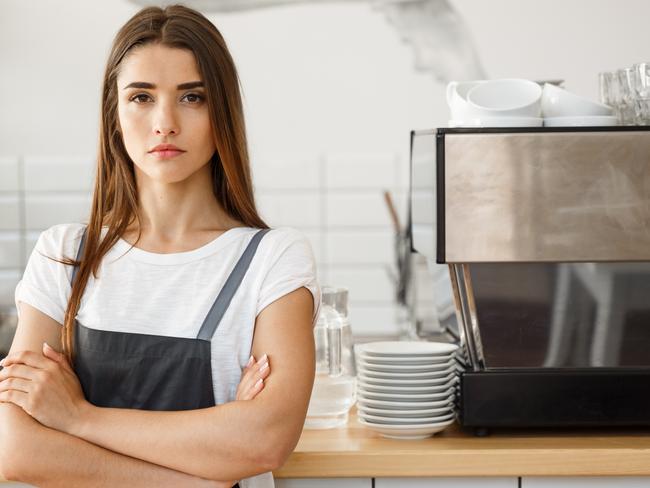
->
[0, 286, 316, 484]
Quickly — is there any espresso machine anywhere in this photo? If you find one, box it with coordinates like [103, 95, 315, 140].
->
[409, 126, 650, 434]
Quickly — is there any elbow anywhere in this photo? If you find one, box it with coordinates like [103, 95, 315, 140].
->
[262, 418, 305, 472]
[0, 404, 30, 481]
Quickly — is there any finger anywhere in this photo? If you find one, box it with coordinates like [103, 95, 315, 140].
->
[0, 364, 41, 382]
[0, 377, 31, 394]
[0, 389, 28, 410]
[239, 377, 264, 401]
[243, 355, 255, 371]
[1, 350, 50, 370]
[241, 354, 269, 391]
[42, 343, 74, 374]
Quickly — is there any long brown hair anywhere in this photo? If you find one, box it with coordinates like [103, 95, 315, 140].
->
[53, 5, 268, 363]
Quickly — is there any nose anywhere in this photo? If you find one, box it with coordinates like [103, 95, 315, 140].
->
[152, 101, 179, 136]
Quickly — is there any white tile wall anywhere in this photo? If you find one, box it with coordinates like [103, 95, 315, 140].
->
[0, 151, 422, 337]
[325, 152, 400, 189]
[25, 194, 92, 229]
[0, 270, 22, 308]
[0, 157, 20, 192]
[0, 232, 21, 269]
[0, 156, 95, 310]
[256, 191, 321, 229]
[325, 229, 394, 265]
[327, 192, 397, 228]
[251, 153, 321, 190]
[23, 156, 95, 192]
[327, 265, 394, 302]
[0, 196, 20, 230]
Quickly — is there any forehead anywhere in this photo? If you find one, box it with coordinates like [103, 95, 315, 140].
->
[117, 44, 201, 87]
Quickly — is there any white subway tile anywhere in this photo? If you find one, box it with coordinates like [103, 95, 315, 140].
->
[348, 303, 401, 337]
[0, 232, 21, 268]
[0, 157, 20, 192]
[327, 191, 395, 227]
[325, 265, 394, 302]
[325, 152, 398, 189]
[252, 154, 320, 190]
[24, 231, 41, 265]
[0, 196, 20, 230]
[325, 229, 393, 265]
[0, 269, 21, 308]
[23, 156, 94, 192]
[256, 192, 321, 228]
[25, 194, 91, 230]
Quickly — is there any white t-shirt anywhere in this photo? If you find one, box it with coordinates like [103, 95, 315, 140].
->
[14, 222, 322, 488]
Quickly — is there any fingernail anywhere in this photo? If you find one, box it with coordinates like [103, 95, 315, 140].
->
[246, 355, 254, 367]
[256, 354, 267, 365]
[255, 378, 263, 387]
[0, 359, 4, 366]
[43, 342, 51, 350]
[260, 362, 269, 372]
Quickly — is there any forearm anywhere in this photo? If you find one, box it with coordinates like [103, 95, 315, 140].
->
[0, 404, 219, 488]
[75, 399, 280, 482]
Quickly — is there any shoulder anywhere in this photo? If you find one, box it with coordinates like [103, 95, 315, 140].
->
[35, 222, 87, 257]
[257, 227, 313, 256]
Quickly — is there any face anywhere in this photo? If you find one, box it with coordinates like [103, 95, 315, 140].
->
[116, 43, 215, 185]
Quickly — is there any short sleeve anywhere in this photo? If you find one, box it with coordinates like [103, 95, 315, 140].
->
[256, 228, 321, 327]
[14, 223, 84, 325]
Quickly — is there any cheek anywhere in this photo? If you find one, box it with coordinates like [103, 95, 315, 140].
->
[117, 104, 147, 154]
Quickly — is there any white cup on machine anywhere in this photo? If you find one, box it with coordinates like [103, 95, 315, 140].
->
[465, 78, 543, 118]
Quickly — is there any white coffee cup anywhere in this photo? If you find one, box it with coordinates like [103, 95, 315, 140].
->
[446, 80, 487, 120]
[541, 83, 614, 118]
[466, 78, 542, 117]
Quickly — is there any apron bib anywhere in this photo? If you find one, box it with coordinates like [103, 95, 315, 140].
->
[70, 226, 270, 486]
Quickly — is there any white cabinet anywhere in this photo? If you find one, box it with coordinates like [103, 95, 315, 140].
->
[275, 479, 371, 488]
[521, 477, 650, 488]
[375, 478, 518, 488]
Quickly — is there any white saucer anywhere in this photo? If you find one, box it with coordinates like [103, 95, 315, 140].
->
[357, 358, 455, 373]
[448, 117, 543, 128]
[360, 366, 456, 380]
[357, 377, 456, 395]
[357, 416, 456, 439]
[358, 404, 453, 418]
[543, 115, 618, 126]
[357, 386, 454, 402]
[357, 394, 454, 410]
[358, 371, 456, 387]
[357, 352, 452, 366]
[359, 411, 455, 425]
[357, 341, 459, 357]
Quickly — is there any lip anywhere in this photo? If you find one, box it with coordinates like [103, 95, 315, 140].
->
[149, 143, 185, 160]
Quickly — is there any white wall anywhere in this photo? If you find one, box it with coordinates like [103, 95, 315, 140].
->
[1, 0, 649, 336]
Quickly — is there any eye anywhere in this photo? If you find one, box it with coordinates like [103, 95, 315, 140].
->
[182, 92, 204, 104]
[129, 93, 151, 104]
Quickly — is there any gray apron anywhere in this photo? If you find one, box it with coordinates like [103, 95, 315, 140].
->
[70, 226, 270, 486]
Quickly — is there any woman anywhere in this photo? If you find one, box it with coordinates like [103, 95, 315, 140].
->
[0, 4, 319, 488]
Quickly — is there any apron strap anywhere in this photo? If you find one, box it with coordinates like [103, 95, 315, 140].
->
[70, 226, 88, 287]
[197, 228, 271, 341]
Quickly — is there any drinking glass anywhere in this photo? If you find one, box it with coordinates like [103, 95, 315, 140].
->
[633, 62, 650, 124]
[617, 67, 636, 125]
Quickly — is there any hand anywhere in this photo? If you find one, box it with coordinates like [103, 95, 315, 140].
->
[0, 343, 90, 434]
[210, 481, 240, 488]
[236, 353, 270, 401]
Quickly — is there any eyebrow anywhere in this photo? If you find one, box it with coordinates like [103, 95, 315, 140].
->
[122, 81, 204, 90]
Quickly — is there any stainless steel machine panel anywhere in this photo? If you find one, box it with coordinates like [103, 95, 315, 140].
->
[443, 130, 650, 262]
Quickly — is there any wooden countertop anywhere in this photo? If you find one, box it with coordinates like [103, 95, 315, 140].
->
[274, 406, 650, 478]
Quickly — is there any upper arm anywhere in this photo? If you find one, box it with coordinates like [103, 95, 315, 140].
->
[0, 302, 64, 480]
[249, 286, 315, 467]
[8, 301, 64, 356]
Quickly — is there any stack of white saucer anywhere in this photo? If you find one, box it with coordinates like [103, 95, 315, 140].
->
[354, 341, 460, 440]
